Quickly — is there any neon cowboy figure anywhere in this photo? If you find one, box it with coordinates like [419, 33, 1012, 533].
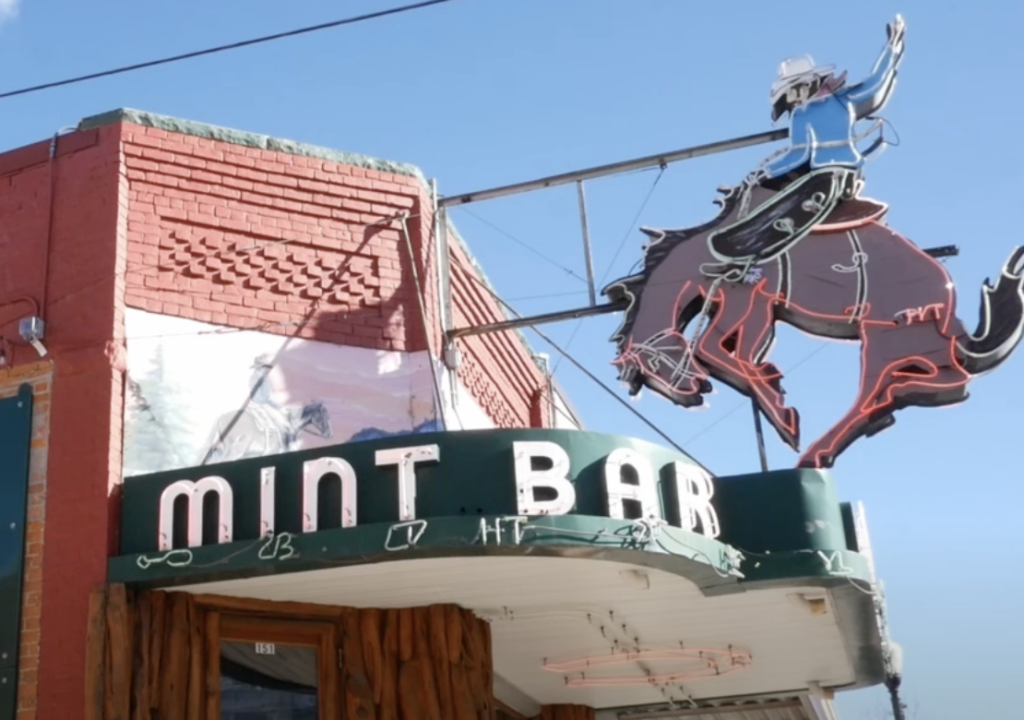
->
[707, 15, 906, 268]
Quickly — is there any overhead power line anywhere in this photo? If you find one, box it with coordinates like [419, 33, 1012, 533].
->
[456, 206, 590, 284]
[0, 0, 458, 101]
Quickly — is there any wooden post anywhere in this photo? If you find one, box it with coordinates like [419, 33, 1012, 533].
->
[131, 591, 152, 720]
[185, 596, 204, 720]
[341, 605, 496, 720]
[104, 584, 133, 720]
[147, 591, 167, 714]
[203, 611, 220, 720]
[84, 587, 107, 720]
[159, 592, 190, 719]
[341, 609, 376, 720]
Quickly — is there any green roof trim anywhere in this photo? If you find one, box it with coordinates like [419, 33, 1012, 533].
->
[78, 108, 567, 403]
[78, 108, 427, 182]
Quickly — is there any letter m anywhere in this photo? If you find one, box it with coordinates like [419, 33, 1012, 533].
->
[158, 476, 235, 550]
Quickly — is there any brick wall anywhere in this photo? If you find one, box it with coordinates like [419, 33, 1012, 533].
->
[0, 124, 128, 720]
[121, 124, 420, 352]
[448, 246, 551, 428]
[0, 361, 52, 720]
[115, 116, 551, 428]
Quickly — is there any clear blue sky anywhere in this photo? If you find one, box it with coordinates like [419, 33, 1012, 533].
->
[3, 1, 1021, 717]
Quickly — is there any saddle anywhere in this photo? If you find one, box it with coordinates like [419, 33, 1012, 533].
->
[812, 196, 888, 231]
[703, 168, 877, 279]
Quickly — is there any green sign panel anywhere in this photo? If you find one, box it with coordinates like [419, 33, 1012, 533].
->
[0, 385, 33, 720]
[114, 429, 867, 589]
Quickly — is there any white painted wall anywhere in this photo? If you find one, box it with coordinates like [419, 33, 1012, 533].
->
[436, 365, 495, 430]
[552, 388, 583, 430]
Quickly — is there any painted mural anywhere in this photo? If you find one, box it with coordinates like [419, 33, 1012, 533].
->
[122, 309, 440, 477]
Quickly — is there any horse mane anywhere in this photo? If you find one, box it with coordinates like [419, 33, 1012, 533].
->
[604, 185, 742, 342]
[641, 185, 741, 272]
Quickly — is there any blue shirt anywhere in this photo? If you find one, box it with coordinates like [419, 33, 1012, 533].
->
[763, 44, 902, 179]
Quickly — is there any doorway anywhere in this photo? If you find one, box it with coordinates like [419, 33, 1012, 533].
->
[210, 615, 338, 720]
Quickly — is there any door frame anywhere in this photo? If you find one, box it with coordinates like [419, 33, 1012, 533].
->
[205, 612, 339, 720]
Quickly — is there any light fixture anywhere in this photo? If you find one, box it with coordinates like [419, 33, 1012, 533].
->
[18, 317, 47, 358]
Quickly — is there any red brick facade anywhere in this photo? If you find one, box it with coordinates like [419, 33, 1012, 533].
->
[0, 110, 558, 720]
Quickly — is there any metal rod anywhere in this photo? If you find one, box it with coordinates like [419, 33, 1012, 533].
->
[885, 676, 907, 720]
[751, 399, 770, 473]
[399, 213, 448, 431]
[923, 244, 959, 259]
[439, 129, 788, 207]
[576, 180, 597, 306]
[433, 180, 456, 368]
[447, 300, 627, 340]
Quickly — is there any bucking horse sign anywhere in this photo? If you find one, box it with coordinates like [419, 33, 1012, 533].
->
[604, 15, 1024, 468]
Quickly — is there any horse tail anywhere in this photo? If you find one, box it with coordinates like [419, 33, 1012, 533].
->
[955, 246, 1024, 375]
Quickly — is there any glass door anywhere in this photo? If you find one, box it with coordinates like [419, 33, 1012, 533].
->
[210, 615, 338, 720]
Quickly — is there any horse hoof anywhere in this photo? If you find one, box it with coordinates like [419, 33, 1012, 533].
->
[796, 452, 834, 469]
[780, 407, 801, 449]
[699, 379, 714, 394]
[865, 412, 896, 437]
[676, 393, 705, 409]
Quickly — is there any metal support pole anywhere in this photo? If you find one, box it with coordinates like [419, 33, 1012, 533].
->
[576, 181, 597, 306]
[433, 179, 456, 369]
[885, 676, 907, 720]
[751, 399, 769, 473]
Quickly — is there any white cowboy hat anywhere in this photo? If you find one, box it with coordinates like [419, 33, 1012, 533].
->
[769, 54, 836, 107]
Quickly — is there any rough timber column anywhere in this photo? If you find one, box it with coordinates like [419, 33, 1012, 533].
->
[340, 605, 496, 720]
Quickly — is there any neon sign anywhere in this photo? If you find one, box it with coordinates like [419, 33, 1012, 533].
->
[543, 647, 753, 687]
[153, 435, 720, 552]
[605, 15, 1024, 468]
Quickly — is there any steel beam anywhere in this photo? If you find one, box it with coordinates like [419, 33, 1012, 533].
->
[447, 300, 627, 341]
[922, 245, 959, 259]
[439, 129, 788, 207]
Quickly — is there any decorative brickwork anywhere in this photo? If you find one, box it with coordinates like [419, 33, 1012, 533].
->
[120, 123, 421, 353]
[160, 228, 381, 307]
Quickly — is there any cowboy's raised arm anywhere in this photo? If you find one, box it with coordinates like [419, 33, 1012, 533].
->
[846, 15, 906, 119]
